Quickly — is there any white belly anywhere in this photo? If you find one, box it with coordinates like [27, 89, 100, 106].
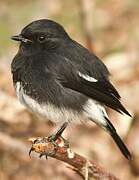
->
[15, 82, 108, 126]
[15, 82, 82, 124]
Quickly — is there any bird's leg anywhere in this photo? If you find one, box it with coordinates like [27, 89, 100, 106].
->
[48, 122, 68, 146]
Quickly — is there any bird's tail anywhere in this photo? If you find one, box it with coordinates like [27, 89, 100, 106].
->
[105, 117, 132, 160]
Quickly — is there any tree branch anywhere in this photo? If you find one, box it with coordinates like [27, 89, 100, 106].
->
[29, 136, 119, 180]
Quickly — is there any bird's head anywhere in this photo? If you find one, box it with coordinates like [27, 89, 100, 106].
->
[11, 19, 70, 54]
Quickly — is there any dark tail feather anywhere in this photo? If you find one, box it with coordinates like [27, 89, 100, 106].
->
[110, 130, 132, 160]
[105, 117, 132, 160]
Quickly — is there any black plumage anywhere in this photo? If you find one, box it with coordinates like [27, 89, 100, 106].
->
[11, 19, 131, 160]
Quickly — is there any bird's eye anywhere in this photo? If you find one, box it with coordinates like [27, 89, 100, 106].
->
[38, 36, 46, 43]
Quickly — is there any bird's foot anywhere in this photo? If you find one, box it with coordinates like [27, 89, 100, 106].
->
[28, 123, 69, 159]
[39, 151, 56, 159]
[28, 134, 69, 159]
[28, 137, 57, 159]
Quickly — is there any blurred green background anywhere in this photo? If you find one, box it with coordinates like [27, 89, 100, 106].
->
[0, 0, 139, 180]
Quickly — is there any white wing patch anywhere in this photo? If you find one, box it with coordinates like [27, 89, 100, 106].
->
[78, 72, 98, 82]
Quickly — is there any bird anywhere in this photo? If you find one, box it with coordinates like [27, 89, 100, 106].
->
[11, 19, 131, 160]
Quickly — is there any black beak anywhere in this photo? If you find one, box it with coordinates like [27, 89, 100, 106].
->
[11, 35, 32, 43]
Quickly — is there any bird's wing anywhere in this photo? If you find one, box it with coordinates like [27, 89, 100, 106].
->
[58, 41, 121, 99]
[53, 54, 131, 117]
[61, 74, 130, 116]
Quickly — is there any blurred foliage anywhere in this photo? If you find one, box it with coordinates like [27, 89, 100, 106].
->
[0, 0, 139, 56]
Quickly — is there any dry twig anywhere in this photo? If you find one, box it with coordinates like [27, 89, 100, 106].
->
[29, 136, 119, 180]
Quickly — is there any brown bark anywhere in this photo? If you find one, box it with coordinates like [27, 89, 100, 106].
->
[29, 136, 119, 180]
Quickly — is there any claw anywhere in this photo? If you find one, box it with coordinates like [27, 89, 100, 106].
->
[39, 153, 43, 158]
[39, 153, 48, 159]
[29, 147, 34, 158]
